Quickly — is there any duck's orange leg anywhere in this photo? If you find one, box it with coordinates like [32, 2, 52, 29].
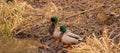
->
[55, 38, 60, 44]
[64, 44, 72, 50]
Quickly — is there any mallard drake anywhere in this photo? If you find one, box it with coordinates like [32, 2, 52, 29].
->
[49, 16, 61, 44]
[59, 26, 83, 48]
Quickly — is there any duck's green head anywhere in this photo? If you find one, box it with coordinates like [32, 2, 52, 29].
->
[60, 26, 67, 32]
[51, 16, 58, 24]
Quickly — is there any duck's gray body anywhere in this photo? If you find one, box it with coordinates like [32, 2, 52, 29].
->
[61, 30, 83, 44]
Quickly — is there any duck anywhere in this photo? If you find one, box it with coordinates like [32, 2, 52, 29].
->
[49, 16, 61, 44]
[59, 26, 83, 48]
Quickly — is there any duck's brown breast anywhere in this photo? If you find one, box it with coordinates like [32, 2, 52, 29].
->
[49, 23, 55, 36]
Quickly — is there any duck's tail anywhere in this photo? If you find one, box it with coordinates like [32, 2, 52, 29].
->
[78, 37, 83, 40]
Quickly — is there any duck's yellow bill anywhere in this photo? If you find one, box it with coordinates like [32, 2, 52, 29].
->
[57, 28, 60, 32]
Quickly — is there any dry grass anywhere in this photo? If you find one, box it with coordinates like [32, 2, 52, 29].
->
[68, 28, 120, 53]
[0, 0, 40, 53]
[0, 37, 40, 53]
[0, 0, 32, 36]
[0, 0, 120, 53]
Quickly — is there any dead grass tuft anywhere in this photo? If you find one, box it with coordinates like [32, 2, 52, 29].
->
[0, 0, 40, 53]
[68, 28, 120, 53]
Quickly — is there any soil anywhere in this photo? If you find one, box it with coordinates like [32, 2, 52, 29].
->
[15, 0, 120, 53]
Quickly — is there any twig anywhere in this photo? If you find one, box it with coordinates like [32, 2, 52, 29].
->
[109, 27, 120, 39]
[66, 4, 104, 18]
[50, 1, 58, 11]
[22, 14, 42, 17]
[113, 33, 120, 40]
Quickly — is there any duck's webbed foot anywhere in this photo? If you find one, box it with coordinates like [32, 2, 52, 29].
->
[63, 44, 72, 50]
[55, 38, 60, 44]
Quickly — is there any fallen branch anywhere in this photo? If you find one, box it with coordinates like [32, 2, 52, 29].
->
[66, 4, 104, 18]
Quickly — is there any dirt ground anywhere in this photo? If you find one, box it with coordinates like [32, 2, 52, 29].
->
[14, 0, 120, 53]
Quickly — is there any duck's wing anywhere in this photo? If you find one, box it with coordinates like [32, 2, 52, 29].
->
[66, 32, 83, 40]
